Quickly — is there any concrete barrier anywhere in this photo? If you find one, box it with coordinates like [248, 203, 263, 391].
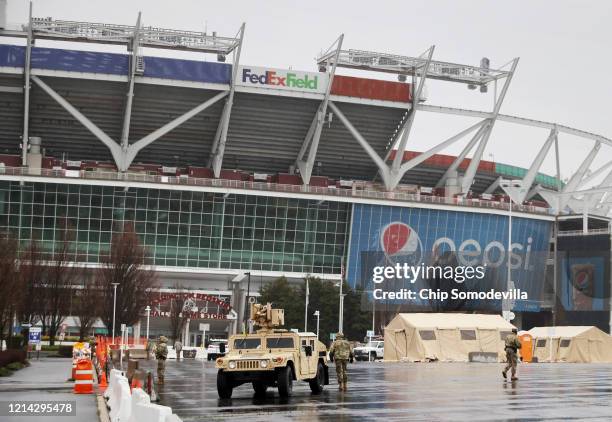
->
[105, 370, 183, 422]
[128, 388, 173, 422]
[104, 369, 125, 405]
[109, 379, 131, 422]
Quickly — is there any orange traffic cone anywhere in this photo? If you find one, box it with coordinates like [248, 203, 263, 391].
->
[130, 376, 142, 391]
[99, 371, 108, 389]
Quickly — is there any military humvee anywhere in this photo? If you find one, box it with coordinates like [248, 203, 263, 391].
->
[215, 303, 329, 398]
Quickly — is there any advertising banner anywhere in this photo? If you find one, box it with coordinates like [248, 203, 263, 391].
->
[347, 204, 552, 312]
[238, 65, 328, 94]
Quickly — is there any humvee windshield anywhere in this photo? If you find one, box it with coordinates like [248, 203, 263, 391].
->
[233, 338, 261, 349]
[266, 337, 294, 348]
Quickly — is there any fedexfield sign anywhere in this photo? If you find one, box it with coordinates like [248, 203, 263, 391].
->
[238, 65, 328, 93]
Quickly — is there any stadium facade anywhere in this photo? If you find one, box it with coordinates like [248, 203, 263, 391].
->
[0, 11, 610, 343]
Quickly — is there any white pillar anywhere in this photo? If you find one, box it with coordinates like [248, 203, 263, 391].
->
[183, 318, 191, 347]
[133, 321, 141, 345]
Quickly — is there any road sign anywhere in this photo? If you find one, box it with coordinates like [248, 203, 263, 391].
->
[29, 327, 42, 344]
[248, 296, 256, 304]
[199, 323, 210, 332]
[366, 330, 375, 338]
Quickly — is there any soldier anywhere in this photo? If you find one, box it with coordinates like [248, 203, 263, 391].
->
[502, 328, 522, 381]
[174, 339, 183, 361]
[329, 333, 353, 391]
[155, 336, 169, 384]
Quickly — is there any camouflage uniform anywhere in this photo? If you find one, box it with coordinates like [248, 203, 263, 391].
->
[155, 336, 169, 384]
[329, 333, 353, 391]
[503, 332, 522, 380]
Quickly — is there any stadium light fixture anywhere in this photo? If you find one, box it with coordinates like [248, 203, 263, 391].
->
[3, 16, 242, 55]
[317, 48, 510, 87]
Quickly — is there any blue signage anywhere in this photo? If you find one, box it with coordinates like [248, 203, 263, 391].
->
[28, 328, 42, 344]
[347, 204, 552, 312]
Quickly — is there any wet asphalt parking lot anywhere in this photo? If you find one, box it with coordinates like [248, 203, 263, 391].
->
[144, 359, 612, 421]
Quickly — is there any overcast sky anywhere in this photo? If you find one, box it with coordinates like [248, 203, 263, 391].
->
[5, 0, 612, 183]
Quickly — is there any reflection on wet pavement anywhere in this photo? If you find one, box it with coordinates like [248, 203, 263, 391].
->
[142, 359, 612, 421]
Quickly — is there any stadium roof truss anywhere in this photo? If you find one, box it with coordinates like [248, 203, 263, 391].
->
[1, 6, 611, 217]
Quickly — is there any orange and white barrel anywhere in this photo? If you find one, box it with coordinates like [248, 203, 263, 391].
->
[73, 359, 94, 394]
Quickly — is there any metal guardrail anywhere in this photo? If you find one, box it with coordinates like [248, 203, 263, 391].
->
[557, 228, 610, 237]
[0, 166, 554, 216]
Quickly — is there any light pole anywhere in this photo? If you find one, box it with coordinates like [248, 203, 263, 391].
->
[243, 272, 251, 333]
[334, 280, 345, 334]
[304, 278, 309, 332]
[111, 283, 119, 342]
[145, 305, 151, 341]
[313, 310, 320, 339]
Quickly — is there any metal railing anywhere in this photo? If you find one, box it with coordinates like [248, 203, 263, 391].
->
[0, 166, 554, 216]
[557, 228, 610, 237]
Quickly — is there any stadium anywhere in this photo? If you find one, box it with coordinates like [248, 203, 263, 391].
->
[0, 8, 610, 344]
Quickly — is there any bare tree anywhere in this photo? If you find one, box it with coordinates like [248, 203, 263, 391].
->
[74, 276, 102, 341]
[168, 285, 189, 343]
[38, 225, 81, 346]
[97, 223, 157, 336]
[18, 240, 46, 327]
[0, 232, 21, 347]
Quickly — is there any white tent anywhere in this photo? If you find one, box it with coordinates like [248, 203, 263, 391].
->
[528, 326, 612, 363]
[384, 313, 516, 362]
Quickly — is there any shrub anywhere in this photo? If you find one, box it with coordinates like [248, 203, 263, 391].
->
[6, 362, 24, 371]
[0, 350, 27, 368]
[0, 367, 11, 377]
[41, 345, 59, 352]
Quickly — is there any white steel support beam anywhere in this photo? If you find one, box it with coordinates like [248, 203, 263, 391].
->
[32, 74, 227, 171]
[419, 104, 612, 149]
[576, 160, 612, 190]
[461, 58, 519, 194]
[559, 185, 612, 197]
[119, 12, 141, 153]
[21, 3, 33, 166]
[30, 75, 124, 166]
[435, 121, 489, 188]
[125, 90, 229, 169]
[296, 114, 318, 165]
[559, 141, 601, 209]
[211, 23, 246, 178]
[554, 133, 562, 191]
[389, 120, 486, 188]
[484, 176, 503, 195]
[582, 168, 612, 212]
[502, 128, 557, 203]
[390, 46, 435, 174]
[328, 101, 391, 189]
[297, 34, 344, 185]
[525, 184, 542, 201]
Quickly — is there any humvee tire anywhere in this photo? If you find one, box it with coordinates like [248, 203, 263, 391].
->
[277, 366, 293, 397]
[308, 362, 325, 394]
[252, 381, 267, 395]
[217, 369, 233, 399]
